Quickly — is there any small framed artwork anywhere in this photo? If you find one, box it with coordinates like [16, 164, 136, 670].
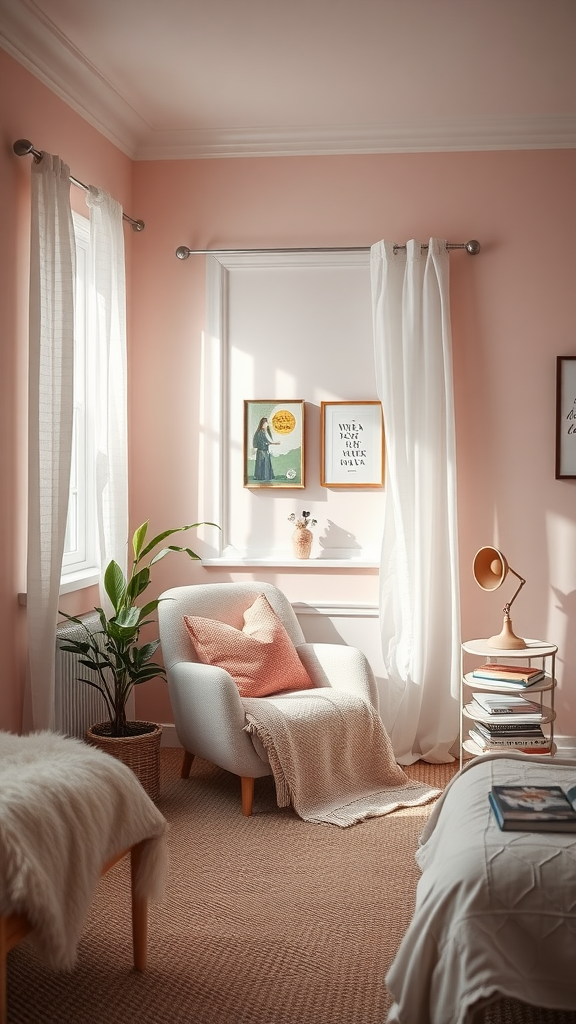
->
[321, 401, 384, 488]
[244, 400, 305, 488]
[556, 357, 576, 479]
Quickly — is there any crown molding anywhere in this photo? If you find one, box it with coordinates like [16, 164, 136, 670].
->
[2, 0, 576, 161]
[0, 0, 147, 157]
[137, 115, 576, 160]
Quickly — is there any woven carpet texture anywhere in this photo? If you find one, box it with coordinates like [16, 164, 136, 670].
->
[6, 749, 576, 1023]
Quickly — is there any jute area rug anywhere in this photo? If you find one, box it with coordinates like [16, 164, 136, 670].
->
[6, 750, 576, 1024]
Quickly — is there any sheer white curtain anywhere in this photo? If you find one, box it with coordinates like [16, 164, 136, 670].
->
[26, 154, 76, 731]
[370, 239, 460, 764]
[85, 187, 129, 609]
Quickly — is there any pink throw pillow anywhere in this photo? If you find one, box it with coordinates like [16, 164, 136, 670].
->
[183, 593, 313, 698]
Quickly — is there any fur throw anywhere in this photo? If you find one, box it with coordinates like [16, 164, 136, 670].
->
[243, 691, 440, 827]
[0, 730, 167, 969]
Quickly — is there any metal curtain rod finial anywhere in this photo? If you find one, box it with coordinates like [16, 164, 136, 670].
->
[175, 239, 481, 260]
[13, 139, 145, 232]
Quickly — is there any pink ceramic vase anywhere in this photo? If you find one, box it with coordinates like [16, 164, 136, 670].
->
[292, 526, 313, 559]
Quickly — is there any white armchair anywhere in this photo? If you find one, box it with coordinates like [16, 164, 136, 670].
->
[158, 582, 379, 815]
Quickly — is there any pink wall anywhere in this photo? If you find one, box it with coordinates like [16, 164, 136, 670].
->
[3, 47, 576, 737]
[131, 151, 576, 731]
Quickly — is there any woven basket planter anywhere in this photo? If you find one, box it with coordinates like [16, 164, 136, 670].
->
[86, 722, 163, 802]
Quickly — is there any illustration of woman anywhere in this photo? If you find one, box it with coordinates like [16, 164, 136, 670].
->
[253, 417, 279, 481]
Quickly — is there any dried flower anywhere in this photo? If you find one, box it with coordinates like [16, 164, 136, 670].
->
[288, 510, 317, 529]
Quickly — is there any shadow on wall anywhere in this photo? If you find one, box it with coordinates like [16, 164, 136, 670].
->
[317, 520, 362, 558]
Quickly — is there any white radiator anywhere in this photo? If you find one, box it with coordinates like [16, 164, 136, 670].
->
[55, 612, 109, 738]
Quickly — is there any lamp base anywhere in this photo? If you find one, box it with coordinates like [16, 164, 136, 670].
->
[488, 614, 526, 650]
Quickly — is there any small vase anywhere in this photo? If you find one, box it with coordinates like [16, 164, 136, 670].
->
[292, 527, 313, 559]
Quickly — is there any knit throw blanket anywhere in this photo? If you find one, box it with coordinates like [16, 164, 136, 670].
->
[243, 691, 440, 827]
[0, 730, 167, 970]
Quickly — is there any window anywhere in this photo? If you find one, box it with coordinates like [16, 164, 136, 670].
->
[60, 211, 99, 593]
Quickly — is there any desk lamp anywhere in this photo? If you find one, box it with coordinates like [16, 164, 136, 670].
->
[473, 546, 527, 650]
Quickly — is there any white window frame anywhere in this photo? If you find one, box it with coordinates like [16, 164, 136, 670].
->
[60, 211, 99, 593]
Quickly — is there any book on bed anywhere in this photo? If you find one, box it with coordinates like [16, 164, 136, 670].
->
[489, 783, 576, 832]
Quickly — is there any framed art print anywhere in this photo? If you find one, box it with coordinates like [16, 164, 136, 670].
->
[244, 400, 305, 488]
[556, 356, 576, 479]
[321, 401, 384, 487]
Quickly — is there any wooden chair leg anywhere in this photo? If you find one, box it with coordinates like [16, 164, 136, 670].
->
[130, 842, 148, 971]
[181, 750, 194, 779]
[241, 776, 254, 816]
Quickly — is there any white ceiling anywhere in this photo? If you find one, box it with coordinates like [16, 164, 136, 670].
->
[2, 0, 576, 159]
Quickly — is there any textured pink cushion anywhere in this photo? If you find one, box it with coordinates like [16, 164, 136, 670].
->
[183, 593, 313, 698]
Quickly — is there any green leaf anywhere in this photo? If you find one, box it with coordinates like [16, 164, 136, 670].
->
[126, 567, 150, 604]
[104, 561, 127, 614]
[115, 607, 140, 629]
[131, 640, 161, 667]
[137, 599, 160, 619]
[132, 521, 148, 561]
[149, 544, 200, 566]
[129, 662, 167, 685]
[138, 522, 218, 561]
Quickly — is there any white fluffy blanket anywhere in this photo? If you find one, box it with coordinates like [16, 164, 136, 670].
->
[243, 690, 440, 826]
[0, 730, 167, 970]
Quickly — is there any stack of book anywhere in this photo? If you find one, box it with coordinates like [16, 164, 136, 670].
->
[471, 662, 545, 689]
[468, 691, 551, 754]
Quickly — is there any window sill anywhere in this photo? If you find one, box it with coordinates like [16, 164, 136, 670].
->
[60, 567, 100, 594]
[18, 567, 100, 606]
[202, 555, 379, 570]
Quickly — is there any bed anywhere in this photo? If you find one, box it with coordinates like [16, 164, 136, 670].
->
[386, 753, 576, 1024]
[0, 730, 168, 1024]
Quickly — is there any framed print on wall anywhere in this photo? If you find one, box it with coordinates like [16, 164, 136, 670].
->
[556, 356, 576, 479]
[321, 401, 384, 488]
[244, 400, 305, 488]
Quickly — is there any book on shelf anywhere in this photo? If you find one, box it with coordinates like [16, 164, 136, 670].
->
[469, 727, 551, 754]
[471, 720, 541, 737]
[489, 784, 576, 832]
[473, 721, 546, 741]
[472, 663, 545, 687]
[471, 693, 543, 719]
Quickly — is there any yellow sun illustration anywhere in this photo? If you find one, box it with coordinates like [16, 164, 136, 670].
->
[271, 409, 296, 434]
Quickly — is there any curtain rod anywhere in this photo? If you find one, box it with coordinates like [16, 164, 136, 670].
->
[13, 139, 145, 232]
[175, 239, 481, 260]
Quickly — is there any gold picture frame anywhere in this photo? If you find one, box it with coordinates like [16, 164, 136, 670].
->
[244, 400, 305, 488]
[321, 401, 384, 488]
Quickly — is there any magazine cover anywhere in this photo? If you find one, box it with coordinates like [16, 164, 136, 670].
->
[489, 784, 576, 832]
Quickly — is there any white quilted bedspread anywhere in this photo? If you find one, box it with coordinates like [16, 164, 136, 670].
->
[386, 754, 576, 1024]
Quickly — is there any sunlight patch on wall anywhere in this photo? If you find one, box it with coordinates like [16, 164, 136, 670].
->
[545, 511, 576, 668]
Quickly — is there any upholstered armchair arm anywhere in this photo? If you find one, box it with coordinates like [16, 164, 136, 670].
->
[166, 662, 271, 778]
[296, 643, 379, 711]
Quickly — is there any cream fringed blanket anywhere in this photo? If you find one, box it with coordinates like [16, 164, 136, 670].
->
[0, 730, 167, 970]
[243, 691, 440, 827]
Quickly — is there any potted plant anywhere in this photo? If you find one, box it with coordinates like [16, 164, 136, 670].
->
[59, 519, 216, 799]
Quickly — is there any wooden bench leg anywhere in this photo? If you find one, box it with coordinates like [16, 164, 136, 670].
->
[130, 842, 148, 971]
[0, 916, 8, 1024]
[181, 750, 195, 779]
[241, 776, 254, 816]
[0, 914, 31, 1024]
